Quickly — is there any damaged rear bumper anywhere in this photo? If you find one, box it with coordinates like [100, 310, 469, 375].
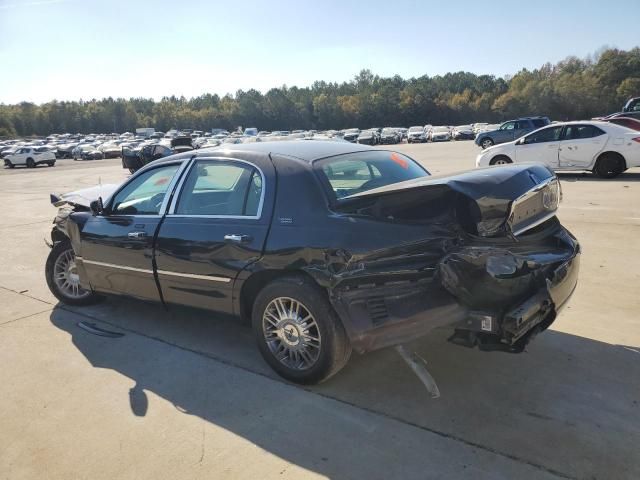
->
[330, 225, 580, 354]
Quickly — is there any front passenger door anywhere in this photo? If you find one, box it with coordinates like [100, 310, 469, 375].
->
[497, 122, 516, 143]
[515, 125, 563, 168]
[79, 163, 181, 300]
[13, 148, 27, 165]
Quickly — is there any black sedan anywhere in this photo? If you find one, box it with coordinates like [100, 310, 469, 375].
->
[356, 130, 378, 145]
[45, 141, 580, 384]
[379, 127, 400, 144]
[122, 137, 194, 173]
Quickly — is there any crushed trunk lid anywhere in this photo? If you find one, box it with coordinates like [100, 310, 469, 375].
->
[339, 163, 560, 237]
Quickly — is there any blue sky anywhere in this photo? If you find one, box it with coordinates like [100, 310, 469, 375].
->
[0, 0, 638, 104]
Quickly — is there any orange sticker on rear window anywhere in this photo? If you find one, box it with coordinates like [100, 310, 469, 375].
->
[390, 152, 408, 169]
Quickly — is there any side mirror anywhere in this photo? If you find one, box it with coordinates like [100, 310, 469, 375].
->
[516, 138, 525, 145]
[90, 197, 104, 216]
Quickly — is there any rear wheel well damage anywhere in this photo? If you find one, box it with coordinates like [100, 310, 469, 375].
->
[238, 269, 327, 321]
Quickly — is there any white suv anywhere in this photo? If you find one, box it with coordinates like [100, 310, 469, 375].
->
[4, 146, 56, 168]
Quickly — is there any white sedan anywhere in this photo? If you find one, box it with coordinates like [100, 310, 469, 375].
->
[4, 146, 56, 169]
[475, 121, 640, 178]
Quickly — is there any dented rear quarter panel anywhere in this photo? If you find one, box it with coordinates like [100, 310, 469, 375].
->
[240, 154, 579, 353]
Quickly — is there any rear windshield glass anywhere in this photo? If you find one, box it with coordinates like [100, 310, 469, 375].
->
[316, 150, 429, 200]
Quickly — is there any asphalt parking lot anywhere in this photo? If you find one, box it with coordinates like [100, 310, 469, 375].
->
[1, 141, 638, 480]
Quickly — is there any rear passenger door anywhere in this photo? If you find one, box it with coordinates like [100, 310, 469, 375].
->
[558, 124, 607, 169]
[154, 156, 276, 313]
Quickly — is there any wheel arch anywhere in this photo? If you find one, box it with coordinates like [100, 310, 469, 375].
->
[237, 268, 327, 321]
[51, 227, 69, 245]
[490, 154, 513, 165]
[594, 151, 627, 171]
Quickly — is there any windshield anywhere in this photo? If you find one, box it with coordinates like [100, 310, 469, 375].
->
[408, 127, 423, 132]
[382, 128, 395, 134]
[433, 127, 449, 132]
[316, 150, 429, 200]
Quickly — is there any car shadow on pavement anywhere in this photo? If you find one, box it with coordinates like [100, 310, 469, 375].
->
[49, 301, 640, 480]
[557, 171, 640, 182]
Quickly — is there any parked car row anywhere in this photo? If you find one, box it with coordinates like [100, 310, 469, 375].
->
[5, 96, 639, 173]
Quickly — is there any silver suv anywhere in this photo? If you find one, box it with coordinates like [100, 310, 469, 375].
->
[475, 117, 550, 149]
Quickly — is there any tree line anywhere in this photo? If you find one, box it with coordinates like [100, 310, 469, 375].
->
[1, 47, 638, 138]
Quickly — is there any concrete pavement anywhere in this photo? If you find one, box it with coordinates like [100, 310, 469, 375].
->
[0, 143, 638, 479]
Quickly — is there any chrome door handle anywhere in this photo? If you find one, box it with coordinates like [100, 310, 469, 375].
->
[128, 231, 146, 238]
[224, 234, 251, 243]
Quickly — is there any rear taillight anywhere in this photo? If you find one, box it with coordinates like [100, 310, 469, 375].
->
[632, 137, 640, 143]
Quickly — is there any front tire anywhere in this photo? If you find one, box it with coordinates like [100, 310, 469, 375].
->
[26, 158, 35, 168]
[45, 240, 101, 306]
[481, 138, 494, 149]
[490, 155, 512, 166]
[6, 161, 14, 169]
[252, 276, 351, 384]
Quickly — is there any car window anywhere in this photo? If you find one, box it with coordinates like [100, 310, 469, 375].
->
[523, 126, 563, 144]
[501, 122, 515, 131]
[531, 118, 548, 128]
[562, 125, 605, 140]
[175, 160, 263, 217]
[317, 150, 429, 200]
[514, 121, 530, 130]
[111, 164, 180, 215]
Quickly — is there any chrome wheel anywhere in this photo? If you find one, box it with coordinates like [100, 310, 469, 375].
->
[482, 139, 493, 149]
[262, 297, 321, 370]
[494, 158, 509, 165]
[53, 249, 90, 299]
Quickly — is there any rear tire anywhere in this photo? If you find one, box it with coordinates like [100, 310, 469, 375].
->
[45, 240, 101, 306]
[26, 158, 35, 168]
[47, 161, 55, 167]
[594, 153, 625, 179]
[252, 276, 351, 385]
[490, 155, 512, 166]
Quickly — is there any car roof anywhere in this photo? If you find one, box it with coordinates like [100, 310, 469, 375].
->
[194, 140, 376, 162]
